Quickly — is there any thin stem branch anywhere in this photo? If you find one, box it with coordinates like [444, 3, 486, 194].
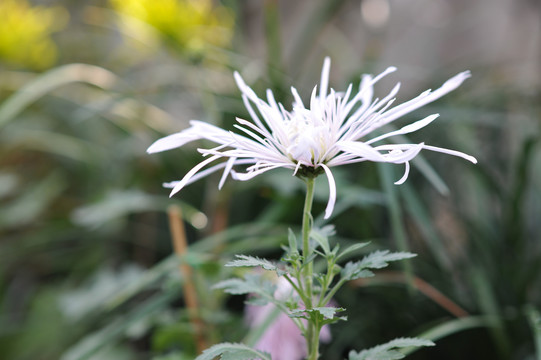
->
[322, 278, 347, 307]
[317, 257, 336, 307]
[283, 273, 310, 306]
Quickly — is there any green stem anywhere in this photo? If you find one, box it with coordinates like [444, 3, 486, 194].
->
[301, 177, 318, 359]
[308, 321, 322, 360]
[302, 177, 315, 266]
[302, 177, 315, 308]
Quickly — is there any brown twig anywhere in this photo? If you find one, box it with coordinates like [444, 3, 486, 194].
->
[352, 270, 469, 318]
[167, 205, 207, 354]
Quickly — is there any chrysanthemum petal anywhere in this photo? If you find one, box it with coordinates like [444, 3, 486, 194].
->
[321, 164, 336, 219]
[219, 157, 236, 189]
[336, 141, 387, 162]
[231, 163, 292, 181]
[376, 143, 425, 163]
[421, 144, 478, 164]
[170, 155, 222, 196]
[366, 114, 439, 145]
[320, 57, 331, 100]
[163, 158, 257, 190]
[291, 86, 305, 109]
[394, 161, 410, 185]
[378, 71, 471, 126]
[147, 129, 200, 153]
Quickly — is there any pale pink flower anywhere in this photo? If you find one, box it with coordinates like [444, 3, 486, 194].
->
[244, 277, 331, 360]
[148, 58, 476, 218]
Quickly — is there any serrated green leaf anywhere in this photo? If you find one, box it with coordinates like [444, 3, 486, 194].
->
[341, 262, 375, 281]
[348, 337, 434, 360]
[336, 242, 371, 261]
[312, 307, 345, 320]
[360, 251, 417, 269]
[310, 227, 332, 255]
[225, 255, 278, 271]
[213, 278, 253, 295]
[341, 250, 416, 281]
[194, 342, 271, 360]
[221, 351, 265, 360]
[225, 255, 287, 276]
[213, 274, 276, 300]
[288, 309, 308, 320]
[245, 296, 270, 306]
[290, 307, 345, 320]
[288, 228, 298, 255]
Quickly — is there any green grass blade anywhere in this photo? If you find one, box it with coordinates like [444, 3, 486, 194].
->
[526, 305, 541, 360]
[0, 64, 117, 129]
[378, 163, 414, 289]
[61, 288, 178, 360]
[402, 316, 493, 356]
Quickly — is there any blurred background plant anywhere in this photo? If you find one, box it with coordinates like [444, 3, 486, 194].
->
[0, 0, 539, 359]
[108, 0, 234, 62]
[0, 0, 68, 70]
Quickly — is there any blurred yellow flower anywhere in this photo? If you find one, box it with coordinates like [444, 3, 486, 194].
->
[0, 0, 68, 70]
[110, 0, 234, 58]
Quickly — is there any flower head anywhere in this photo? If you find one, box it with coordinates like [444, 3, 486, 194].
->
[148, 58, 476, 218]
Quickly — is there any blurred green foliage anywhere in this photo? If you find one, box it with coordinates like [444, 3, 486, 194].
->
[0, 0, 540, 360]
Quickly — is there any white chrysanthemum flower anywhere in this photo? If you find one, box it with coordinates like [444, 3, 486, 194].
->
[148, 58, 477, 219]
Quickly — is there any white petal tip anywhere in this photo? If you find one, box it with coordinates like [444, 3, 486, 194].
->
[146, 144, 161, 154]
[169, 184, 184, 197]
[323, 57, 331, 66]
[399, 114, 440, 135]
[233, 71, 244, 86]
[446, 71, 472, 87]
